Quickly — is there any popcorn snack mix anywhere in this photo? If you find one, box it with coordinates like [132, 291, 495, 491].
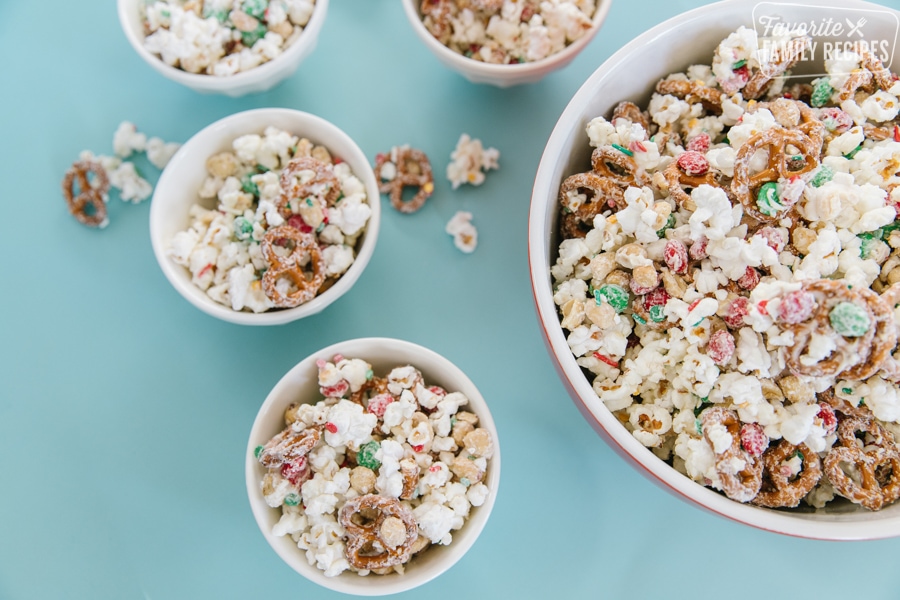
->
[420, 0, 595, 64]
[551, 27, 900, 511]
[254, 355, 494, 577]
[168, 126, 371, 313]
[141, 0, 316, 76]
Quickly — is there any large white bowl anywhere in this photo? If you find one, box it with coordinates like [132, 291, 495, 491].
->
[245, 337, 501, 596]
[150, 108, 380, 326]
[401, 0, 612, 87]
[118, 0, 328, 96]
[529, 0, 900, 539]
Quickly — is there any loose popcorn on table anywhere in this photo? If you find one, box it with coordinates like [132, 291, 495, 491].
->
[446, 133, 500, 189]
[253, 356, 494, 576]
[552, 27, 900, 511]
[61, 121, 180, 227]
[421, 0, 595, 64]
[445, 211, 478, 253]
[141, 0, 316, 76]
[167, 126, 372, 313]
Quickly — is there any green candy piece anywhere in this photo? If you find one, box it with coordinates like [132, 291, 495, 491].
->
[829, 301, 870, 337]
[656, 213, 676, 238]
[234, 216, 254, 241]
[859, 236, 883, 260]
[756, 181, 784, 216]
[241, 0, 268, 19]
[649, 304, 666, 322]
[357, 441, 381, 470]
[595, 284, 629, 313]
[810, 79, 833, 108]
[882, 220, 900, 240]
[253, 445, 264, 459]
[732, 59, 747, 69]
[284, 493, 301, 507]
[241, 173, 259, 197]
[241, 23, 267, 47]
[844, 144, 863, 160]
[810, 165, 833, 188]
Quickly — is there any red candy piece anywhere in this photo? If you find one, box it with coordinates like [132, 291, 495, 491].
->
[777, 289, 816, 324]
[817, 107, 853, 133]
[816, 402, 838, 434]
[643, 287, 670, 310]
[320, 379, 350, 398]
[663, 239, 689, 274]
[724, 297, 750, 328]
[690, 236, 709, 261]
[707, 329, 736, 365]
[281, 456, 310, 486]
[630, 279, 657, 295]
[411, 444, 425, 453]
[676, 150, 710, 176]
[756, 226, 786, 252]
[366, 393, 394, 418]
[287, 214, 313, 233]
[740, 422, 768, 457]
[686, 133, 711, 153]
[737, 267, 760, 291]
[325, 422, 338, 434]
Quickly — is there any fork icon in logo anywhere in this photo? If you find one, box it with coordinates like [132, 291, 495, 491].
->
[846, 17, 867, 38]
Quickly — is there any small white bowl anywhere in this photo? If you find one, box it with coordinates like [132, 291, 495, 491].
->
[118, 0, 328, 96]
[149, 108, 380, 326]
[529, 0, 900, 539]
[401, 0, 611, 87]
[245, 337, 501, 596]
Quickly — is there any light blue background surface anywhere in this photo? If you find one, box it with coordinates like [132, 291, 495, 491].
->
[3, 0, 900, 598]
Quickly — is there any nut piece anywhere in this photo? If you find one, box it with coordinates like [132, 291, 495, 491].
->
[350, 466, 376, 494]
[380, 516, 408, 549]
[450, 455, 484, 483]
[206, 151, 238, 178]
[463, 428, 494, 458]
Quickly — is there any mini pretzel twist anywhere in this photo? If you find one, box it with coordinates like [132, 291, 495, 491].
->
[839, 50, 895, 102]
[663, 160, 724, 212]
[731, 127, 820, 223]
[701, 407, 763, 503]
[339, 494, 419, 571]
[784, 279, 876, 378]
[257, 426, 321, 469]
[824, 416, 900, 510]
[655, 79, 723, 114]
[350, 376, 391, 407]
[743, 36, 811, 100]
[591, 146, 650, 187]
[278, 156, 342, 218]
[374, 147, 435, 214]
[751, 439, 822, 508]
[559, 171, 625, 235]
[611, 100, 651, 133]
[260, 225, 326, 308]
[840, 287, 897, 381]
[62, 160, 110, 227]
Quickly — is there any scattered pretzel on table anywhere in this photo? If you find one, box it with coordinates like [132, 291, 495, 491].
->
[62, 159, 110, 228]
[374, 146, 435, 214]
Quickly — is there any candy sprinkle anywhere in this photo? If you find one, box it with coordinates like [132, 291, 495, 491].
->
[810, 164, 833, 188]
[611, 143, 634, 157]
[253, 445, 264, 458]
[732, 59, 747, 70]
[829, 302, 870, 337]
[284, 493, 301, 507]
